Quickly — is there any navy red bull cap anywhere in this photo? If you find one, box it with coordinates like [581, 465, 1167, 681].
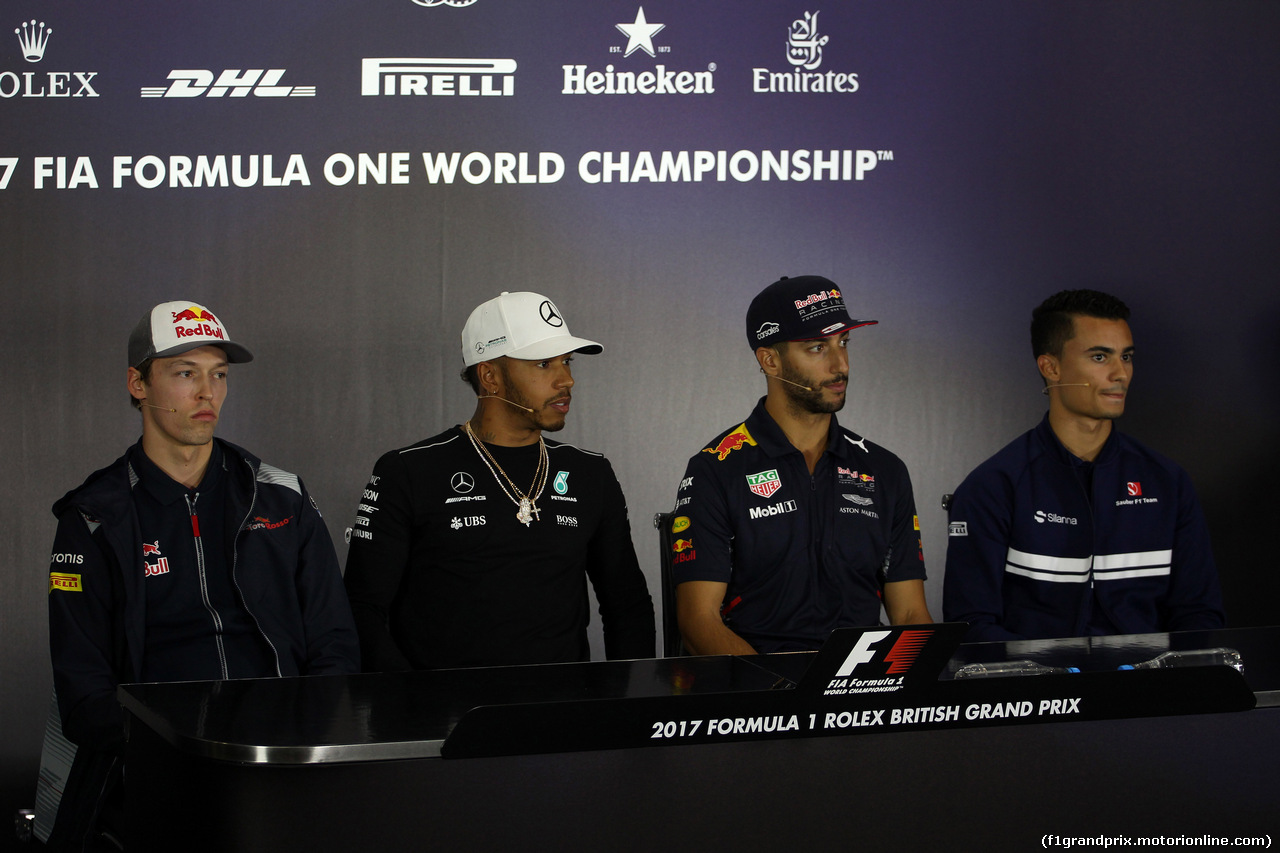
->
[745, 275, 877, 350]
[128, 301, 253, 367]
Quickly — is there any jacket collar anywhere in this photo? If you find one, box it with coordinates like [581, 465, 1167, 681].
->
[744, 396, 864, 462]
[1034, 412, 1121, 467]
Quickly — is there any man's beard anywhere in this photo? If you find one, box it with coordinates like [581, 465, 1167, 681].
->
[779, 363, 847, 415]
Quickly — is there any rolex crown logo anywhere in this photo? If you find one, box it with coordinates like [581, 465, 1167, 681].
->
[15, 20, 52, 63]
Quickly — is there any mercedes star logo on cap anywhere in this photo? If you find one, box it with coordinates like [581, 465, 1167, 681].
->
[539, 300, 564, 327]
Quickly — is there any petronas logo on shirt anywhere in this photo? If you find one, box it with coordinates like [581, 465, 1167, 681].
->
[746, 469, 782, 499]
[553, 471, 570, 495]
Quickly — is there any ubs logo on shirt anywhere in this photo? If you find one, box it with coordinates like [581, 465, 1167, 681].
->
[450, 515, 486, 530]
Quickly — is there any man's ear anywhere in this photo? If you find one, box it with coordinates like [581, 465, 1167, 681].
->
[127, 367, 147, 402]
[1036, 353, 1060, 384]
[756, 345, 780, 376]
[477, 360, 502, 395]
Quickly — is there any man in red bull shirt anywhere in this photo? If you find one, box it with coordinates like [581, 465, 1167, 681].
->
[40, 301, 359, 850]
[343, 291, 654, 670]
[673, 276, 933, 654]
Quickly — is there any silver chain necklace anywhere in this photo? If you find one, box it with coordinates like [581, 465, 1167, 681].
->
[463, 421, 548, 527]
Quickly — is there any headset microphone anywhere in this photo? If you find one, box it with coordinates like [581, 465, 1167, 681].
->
[141, 403, 178, 413]
[1041, 383, 1091, 396]
[761, 370, 815, 392]
[478, 395, 536, 414]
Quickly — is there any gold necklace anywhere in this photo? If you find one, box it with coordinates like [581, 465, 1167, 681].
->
[463, 422, 548, 527]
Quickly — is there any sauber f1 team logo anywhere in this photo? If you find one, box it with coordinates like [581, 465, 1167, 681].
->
[703, 424, 756, 461]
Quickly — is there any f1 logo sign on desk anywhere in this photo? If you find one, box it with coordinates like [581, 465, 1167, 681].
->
[795, 623, 968, 695]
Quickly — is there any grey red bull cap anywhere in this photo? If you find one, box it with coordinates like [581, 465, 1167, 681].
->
[746, 275, 877, 349]
[461, 291, 603, 368]
[128, 301, 254, 368]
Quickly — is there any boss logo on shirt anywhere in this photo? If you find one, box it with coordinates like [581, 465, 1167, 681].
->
[556, 515, 579, 527]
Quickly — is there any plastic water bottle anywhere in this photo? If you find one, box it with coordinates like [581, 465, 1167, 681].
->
[1119, 648, 1242, 672]
[953, 660, 1080, 679]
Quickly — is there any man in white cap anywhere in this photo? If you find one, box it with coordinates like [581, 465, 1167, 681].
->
[344, 291, 655, 670]
[42, 302, 359, 850]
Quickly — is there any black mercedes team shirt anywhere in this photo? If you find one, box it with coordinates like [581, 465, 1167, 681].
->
[343, 427, 655, 670]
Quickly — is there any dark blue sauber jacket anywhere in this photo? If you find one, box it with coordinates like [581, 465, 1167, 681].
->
[943, 415, 1224, 642]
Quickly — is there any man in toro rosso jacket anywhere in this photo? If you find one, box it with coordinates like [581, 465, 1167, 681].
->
[40, 302, 358, 851]
[943, 290, 1224, 641]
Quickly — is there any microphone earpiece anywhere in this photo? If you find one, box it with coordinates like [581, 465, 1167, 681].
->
[141, 403, 178, 413]
[1041, 383, 1091, 396]
[761, 369, 814, 392]
[478, 394, 536, 414]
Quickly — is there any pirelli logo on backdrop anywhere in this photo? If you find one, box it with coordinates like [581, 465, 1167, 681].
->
[361, 58, 516, 97]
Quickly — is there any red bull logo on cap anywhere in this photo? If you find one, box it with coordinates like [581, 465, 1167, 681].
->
[171, 306, 226, 341]
[703, 424, 757, 461]
[794, 288, 841, 309]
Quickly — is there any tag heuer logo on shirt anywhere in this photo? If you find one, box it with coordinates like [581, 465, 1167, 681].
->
[746, 469, 782, 499]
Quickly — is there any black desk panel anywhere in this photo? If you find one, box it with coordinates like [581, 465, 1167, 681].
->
[120, 628, 1280, 852]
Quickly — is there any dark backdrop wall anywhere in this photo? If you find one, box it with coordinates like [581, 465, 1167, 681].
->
[3, 0, 1278, 821]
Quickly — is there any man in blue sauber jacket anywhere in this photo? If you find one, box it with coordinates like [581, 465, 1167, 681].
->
[41, 301, 359, 851]
[943, 289, 1224, 641]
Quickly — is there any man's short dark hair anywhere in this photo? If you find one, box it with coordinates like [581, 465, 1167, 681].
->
[1031, 289, 1131, 359]
[459, 364, 481, 395]
[129, 358, 155, 409]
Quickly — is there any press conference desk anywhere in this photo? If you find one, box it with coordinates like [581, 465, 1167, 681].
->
[119, 627, 1279, 852]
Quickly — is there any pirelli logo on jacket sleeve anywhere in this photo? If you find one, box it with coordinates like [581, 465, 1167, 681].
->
[50, 572, 83, 592]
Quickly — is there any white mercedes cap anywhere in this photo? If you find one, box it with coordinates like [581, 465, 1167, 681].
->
[461, 291, 602, 367]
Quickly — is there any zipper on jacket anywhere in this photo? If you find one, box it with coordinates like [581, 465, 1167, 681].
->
[185, 492, 229, 680]
[231, 460, 283, 677]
